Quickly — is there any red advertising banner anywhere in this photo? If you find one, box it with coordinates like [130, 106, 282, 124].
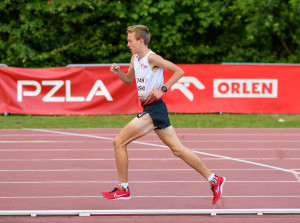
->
[0, 66, 138, 115]
[164, 64, 300, 114]
[1, 64, 300, 115]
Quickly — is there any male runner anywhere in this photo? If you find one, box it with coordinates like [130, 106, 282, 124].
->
[101, 25, 225, 204]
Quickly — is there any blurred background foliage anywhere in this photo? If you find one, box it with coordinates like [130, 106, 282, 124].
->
[0, 0, 299, 68]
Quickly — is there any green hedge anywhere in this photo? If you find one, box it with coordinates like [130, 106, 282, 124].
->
[1, 0, 299, 68]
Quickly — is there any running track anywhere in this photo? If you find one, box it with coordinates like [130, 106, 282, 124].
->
[0, 128, 300, 222]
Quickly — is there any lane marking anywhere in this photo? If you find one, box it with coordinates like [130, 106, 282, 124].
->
[0, 195, 299, 199]
[0, 141, 98, 143]
[292, 172, 300, 182]
[0, 157, 300, 162]
[193, 151, 300, 175]
[0, 134, 78, 137]
[141, 140, 300, 142]
[0, 168, 296, 172]
[2, 133, 300, 136]
[2, 209, 300, 217]
[0, 180, 298, 184]
[2, 139, 300, 143]
[27, 129, 300, 175]
[0, 209, 300, 217]
[136, 195, 300, 198]
[0, 158, 175, 161]
[0, 148, 300, 152]
[26, 129, 114, 141]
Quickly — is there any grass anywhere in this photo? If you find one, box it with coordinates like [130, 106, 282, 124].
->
[0, 113, 300, 129]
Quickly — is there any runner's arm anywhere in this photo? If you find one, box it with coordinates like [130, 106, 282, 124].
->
[148, 54, 184, 90]
[148, 54, 184, 99]
[110, 55, 135, 85]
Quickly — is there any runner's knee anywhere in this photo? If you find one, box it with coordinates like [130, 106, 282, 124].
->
[113, 136, 126, 150]
[170, 146, 186, 158]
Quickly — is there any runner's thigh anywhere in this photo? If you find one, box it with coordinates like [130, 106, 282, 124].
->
[115, 113, 155, 145]
[154, 126, 183, 149]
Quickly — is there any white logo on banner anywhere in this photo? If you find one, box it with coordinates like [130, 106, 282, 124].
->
[171, 76, 205, 101]
[17, 80, 113, 102]
[213, 79, 278, 98]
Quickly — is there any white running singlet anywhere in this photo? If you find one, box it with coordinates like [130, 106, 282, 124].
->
[133, 50, 164, 106]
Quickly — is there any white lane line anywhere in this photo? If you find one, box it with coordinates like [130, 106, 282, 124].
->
[135, 195, 300, 198]
[2, 132, 300, 136]
[0, 134, 78, 136]
[26, 129, 114, 141]
[0, 141, 97, 143]
[0, 158, 175, 161]
[0, 168, 295, 172]
[0, 195, 299, 199]
[0, 148, 300, 152]
[27, 129, 300, 175]
[0, 209, 299, 216]
[292, 172, 300, 182]
[118, 140, 300, 142]
[0, 158, 299, 162]
[194, 148, 300, 151]
[0, 180, 298, 184]
[3, 139, 300, 143]
[193, 151, 300, 175]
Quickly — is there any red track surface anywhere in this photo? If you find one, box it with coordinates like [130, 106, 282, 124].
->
[0, 128, 299, 222]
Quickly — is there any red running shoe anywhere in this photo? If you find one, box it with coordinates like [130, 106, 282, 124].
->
[101, 185, 130, 200]
[211, 176, 226, 205]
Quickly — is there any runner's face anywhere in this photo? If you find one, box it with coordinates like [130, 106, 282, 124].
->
[127, 32, 142, 54]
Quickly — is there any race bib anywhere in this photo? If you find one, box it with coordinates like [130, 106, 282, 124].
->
[136, 77, 147, 99]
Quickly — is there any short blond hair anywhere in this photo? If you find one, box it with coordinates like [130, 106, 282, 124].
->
[127, 25, 150, 45]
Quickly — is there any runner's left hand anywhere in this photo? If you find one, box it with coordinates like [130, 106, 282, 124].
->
[144, 89, 164, 104]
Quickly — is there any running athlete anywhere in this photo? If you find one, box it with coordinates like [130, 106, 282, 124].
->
[101, 25, 225, 205]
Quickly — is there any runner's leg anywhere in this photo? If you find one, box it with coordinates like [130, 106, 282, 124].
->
[114, 113, 155, 183]
[155, 126, 212, 179]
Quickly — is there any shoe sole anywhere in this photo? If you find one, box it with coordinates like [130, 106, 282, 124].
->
[112, 196, 131, 200]
[102, 195, 131, 200]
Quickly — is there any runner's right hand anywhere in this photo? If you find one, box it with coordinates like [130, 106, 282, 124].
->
[110, 63, 120, 74]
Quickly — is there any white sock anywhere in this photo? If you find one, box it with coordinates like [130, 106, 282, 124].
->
[207, 173, 216, 182]
[119, 182, 128, 189]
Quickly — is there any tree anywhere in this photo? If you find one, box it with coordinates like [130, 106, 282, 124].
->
[0, 0, 299, 67]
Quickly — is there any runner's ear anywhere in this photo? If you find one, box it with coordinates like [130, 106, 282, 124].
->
[139, 38, 144, 45]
